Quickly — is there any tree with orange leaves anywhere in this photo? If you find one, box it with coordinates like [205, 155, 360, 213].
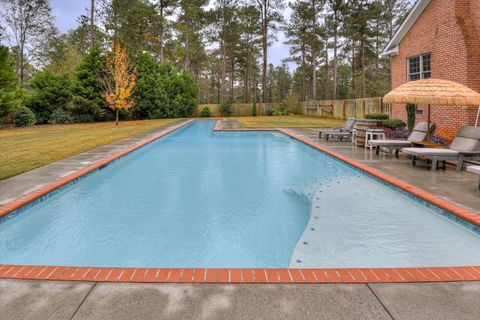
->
[102, 41, 136, 125]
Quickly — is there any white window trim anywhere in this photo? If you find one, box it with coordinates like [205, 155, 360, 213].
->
[407, 53, 431, 81]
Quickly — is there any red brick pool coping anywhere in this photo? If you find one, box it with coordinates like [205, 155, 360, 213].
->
[1, 119, 479, 284]
[1, 265, 480, 283]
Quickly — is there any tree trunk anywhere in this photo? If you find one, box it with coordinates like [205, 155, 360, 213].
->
[301, 46, 306, 101]
[230, 58, 234, 102]
[262, 20, 268, 103]
[220, 38, 226, 102]
[311, 1, 317, 101]
[115, 109, 119, 126]
[184, 34, 190, 72]
[90, 0, 95, 49]
[351, 40, 356, 99]
[323, 37, 329, 100]
[244, 45, 250, 103]
[19, 43, 25, 85]
[332, 17, 338, 100]
[159, 0, 164, 61]
[361, 39, 366, 98]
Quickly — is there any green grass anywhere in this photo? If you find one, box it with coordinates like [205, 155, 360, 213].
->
[233, 115, 344, 128]
[0, 119, 179, 180]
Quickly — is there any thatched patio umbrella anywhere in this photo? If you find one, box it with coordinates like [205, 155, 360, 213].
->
[383, 78, 480, 141]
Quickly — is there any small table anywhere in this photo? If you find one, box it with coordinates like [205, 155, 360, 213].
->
[411, 141, 446, 148]
[365, 129, 386, 149]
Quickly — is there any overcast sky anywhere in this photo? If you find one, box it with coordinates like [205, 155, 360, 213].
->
[50, 0, 291, 68]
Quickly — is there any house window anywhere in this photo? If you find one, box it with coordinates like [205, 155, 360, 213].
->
[408, 53, 431, 81]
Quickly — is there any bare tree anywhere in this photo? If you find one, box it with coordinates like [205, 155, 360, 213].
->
[1, 0, 55, 84]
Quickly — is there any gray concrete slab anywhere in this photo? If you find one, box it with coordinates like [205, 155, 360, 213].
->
[72, 283, 391, 320]
[0, 279, 94, 320]
[370, 282, 480, 320]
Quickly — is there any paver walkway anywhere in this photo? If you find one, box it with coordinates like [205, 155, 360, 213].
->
[2, 279, 480, 320]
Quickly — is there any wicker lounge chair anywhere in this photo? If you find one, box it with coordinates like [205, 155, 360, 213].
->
[402, 126, 480, 172]
[318, 118, 356, 141]
[368, 122, 436, 158]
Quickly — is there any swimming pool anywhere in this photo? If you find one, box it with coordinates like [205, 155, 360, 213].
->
[1, 120, 480, 269]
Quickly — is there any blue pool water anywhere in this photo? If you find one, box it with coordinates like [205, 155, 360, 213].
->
[1, 120, 480, 268]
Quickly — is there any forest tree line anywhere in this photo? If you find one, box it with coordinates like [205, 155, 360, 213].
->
[0, 0, 410, 125]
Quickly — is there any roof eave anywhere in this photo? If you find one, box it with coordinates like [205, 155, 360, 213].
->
[381, 0, 431, 56]
[381, 46, 400, 57]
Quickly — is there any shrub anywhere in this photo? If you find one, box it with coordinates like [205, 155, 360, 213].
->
[73, 114, 95, 123]
[133, 53, 198, 119]
[220, 100, 232, 116]
[26, 71, 72, 124]
[48, 108, 74, 124]
[14, 106, 37, 127]
[252, 101, 257, 116]
[384, 127, 409, 139]
[266, 109, 274, 116]
[432, 135, 448, 145]
[383, 118, 406, 129]
[285, 95, 299, 113]
[365, 113, 389, 120]
[201, 107, 211, 117]
[406, 103, 416, 131]
[273, 107, 289, 116]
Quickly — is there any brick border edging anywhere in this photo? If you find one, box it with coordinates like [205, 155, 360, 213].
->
[1, 265, 480, 283]
[1, 119, 480, 284]
[0, 119, 194, 218]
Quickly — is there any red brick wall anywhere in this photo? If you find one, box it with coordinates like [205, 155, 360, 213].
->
[390, 0, 480, 140]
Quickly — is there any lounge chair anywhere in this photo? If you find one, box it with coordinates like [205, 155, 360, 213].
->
[318, 118, 356, 141]
[368, 122, 436, 158]
[402, 126, 480, 172]
[466, 165, 480, 189]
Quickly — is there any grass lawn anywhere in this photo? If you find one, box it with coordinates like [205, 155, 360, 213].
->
[234, 115, 344, 128]
[0, 119, 179, 180]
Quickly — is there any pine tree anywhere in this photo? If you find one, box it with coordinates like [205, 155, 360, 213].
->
[253, 0, 284, 102]
[71, 48, 109, 121]
[0, 46, 23, 118]
[284, 0, 310, 101]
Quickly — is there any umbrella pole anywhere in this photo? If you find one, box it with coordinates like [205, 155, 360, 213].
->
[427, 104, 431, 141]
[476, 106, 480, 126]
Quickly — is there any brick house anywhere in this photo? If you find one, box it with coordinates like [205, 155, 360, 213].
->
[382, 0, 480, 140]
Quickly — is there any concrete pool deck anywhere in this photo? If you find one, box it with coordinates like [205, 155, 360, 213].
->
[2, 279, 480, 320]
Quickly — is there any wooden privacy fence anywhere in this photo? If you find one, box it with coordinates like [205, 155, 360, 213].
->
[302, 97, 391, 119]
[196, 103, 284, 117]
[196, 97, 390, 119]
